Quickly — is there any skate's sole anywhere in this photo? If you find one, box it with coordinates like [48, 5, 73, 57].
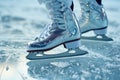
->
[81, 35, 113, 41]
[27, 39, 80, 52]
[81, 27, 107, 34]
[26, 49, 88, 60]
[81, 26, 113, 41]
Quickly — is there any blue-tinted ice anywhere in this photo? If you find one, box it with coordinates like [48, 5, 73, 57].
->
[0, 0, 120, 80]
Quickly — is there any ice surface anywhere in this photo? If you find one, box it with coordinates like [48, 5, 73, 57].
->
[0, 0, 120, 80]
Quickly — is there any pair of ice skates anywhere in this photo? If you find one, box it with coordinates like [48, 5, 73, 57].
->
[26, 0, 113, 60]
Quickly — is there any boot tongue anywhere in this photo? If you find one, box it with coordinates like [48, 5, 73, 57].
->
[52, 23, 66, 30]
[80, 0, 103, 13]
[35, 23, 65, 42]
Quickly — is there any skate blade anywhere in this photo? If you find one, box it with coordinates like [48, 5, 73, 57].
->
[26, 49, 88, 60]
[81, 36, 113, 41]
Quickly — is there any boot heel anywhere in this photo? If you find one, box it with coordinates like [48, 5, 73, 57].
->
[94, 27, 107, 35]
[64, 40, 80, 49]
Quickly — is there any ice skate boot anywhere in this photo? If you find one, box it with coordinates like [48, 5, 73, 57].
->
[26, 0, 87, 60]
[79, 0, 113, 41]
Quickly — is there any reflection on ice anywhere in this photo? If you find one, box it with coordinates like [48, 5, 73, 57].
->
[26, 56, 119, 80]
[27, 60, 83, 80]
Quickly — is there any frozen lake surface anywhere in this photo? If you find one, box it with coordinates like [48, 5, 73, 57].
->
[0, 0, 120, 80]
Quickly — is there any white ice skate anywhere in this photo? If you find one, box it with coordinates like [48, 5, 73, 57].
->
[26, 0, 87, 60]
[79, 0, 113, 41]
